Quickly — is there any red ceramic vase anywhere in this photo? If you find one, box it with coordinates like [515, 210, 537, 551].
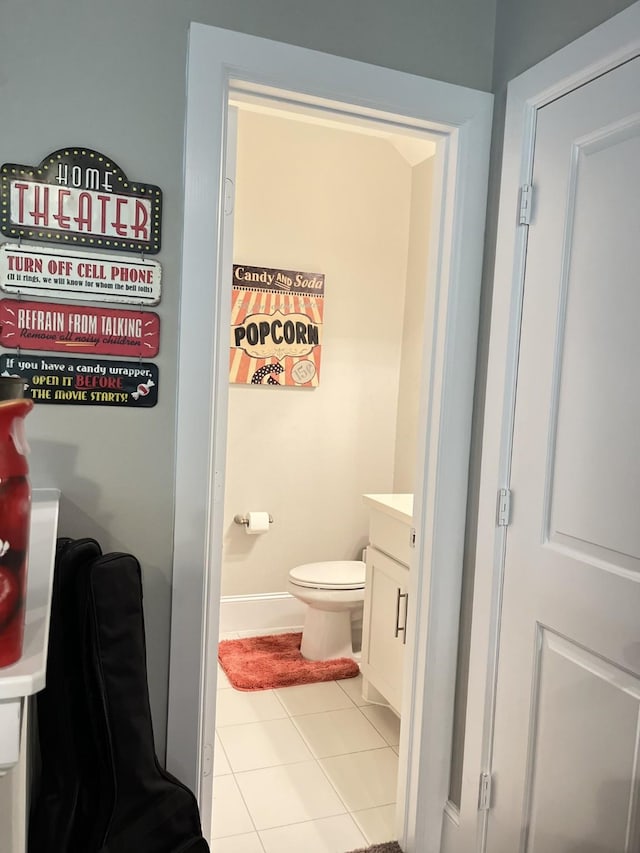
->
[0, 398, 33, 668]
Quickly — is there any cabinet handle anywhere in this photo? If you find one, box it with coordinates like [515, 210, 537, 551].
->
[401, 592, 408, 644]
[395, 589, 409, 642]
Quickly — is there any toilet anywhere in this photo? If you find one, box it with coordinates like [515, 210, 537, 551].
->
[287, 560, 366, 661]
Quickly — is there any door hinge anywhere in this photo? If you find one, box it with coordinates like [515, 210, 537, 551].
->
[518, 183, 532, 225]
[202, 741, 214, 777]
[478, 772, 492, 811]
[409, 527, 416, 548]
[497, 488, 511, 527]
[224, 177, 235, 215]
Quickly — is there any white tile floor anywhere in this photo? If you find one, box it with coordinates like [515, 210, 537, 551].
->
[212, 637, 401, 853]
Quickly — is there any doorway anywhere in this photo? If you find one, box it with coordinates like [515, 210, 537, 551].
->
[213, 100, 435, 851]
[167, 23, 492, 852]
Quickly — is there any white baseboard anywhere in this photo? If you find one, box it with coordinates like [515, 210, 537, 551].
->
[219, 592, 306, 635]
[218, 592, 364, 653]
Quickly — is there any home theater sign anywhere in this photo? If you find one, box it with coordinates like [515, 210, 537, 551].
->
[0, 147, 163, 255]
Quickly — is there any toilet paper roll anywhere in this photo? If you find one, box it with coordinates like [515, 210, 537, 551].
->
[245, 511, 270, 535]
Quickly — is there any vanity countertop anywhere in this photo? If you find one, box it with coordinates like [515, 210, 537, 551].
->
[362, 493, 413, 524]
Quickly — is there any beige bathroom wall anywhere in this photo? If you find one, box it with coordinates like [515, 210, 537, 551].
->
[393, 157, 435, 493]
[222, 111, 413, 596]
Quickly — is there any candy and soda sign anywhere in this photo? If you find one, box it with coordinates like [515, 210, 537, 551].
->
[230, 264, 324, 387]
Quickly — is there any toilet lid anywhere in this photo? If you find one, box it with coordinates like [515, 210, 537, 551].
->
[289, 560, 366, 590]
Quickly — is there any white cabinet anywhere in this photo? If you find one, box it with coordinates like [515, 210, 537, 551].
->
[362, 546, 408, 714]
[360, 494, 413, 716]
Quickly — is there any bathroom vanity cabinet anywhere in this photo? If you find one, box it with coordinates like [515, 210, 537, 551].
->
[361, 494, 413, 716]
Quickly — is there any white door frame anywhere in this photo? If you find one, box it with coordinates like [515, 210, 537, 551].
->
[167, 23, 492, 850]
[456, 4, 640, 851]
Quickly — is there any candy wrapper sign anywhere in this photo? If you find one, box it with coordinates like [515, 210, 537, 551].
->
[0, 354, 158, 407]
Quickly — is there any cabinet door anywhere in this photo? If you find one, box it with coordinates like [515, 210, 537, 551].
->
[361, 546, 409, 714]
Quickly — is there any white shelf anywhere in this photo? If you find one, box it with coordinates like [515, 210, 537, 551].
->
[0, 489, 60, 773]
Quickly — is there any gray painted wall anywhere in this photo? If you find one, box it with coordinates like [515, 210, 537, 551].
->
[450, 0, 638, 807]
[1, 0, 496, 761]
[492, 0, 638, 92]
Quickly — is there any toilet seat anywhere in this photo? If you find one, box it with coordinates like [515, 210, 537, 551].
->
[287, 560, 366, 660]
[288, 560, 365, 591]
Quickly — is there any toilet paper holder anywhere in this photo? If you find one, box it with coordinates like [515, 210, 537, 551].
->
[234, 513, 274, 526]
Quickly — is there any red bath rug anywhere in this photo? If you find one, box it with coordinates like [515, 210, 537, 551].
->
[218, 631, 359, 691]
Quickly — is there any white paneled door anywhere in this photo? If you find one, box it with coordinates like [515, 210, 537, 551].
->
[489, 56, 640, 851]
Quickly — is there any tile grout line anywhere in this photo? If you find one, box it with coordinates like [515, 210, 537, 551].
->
[230, 763, 264, 845]
[213, 672, 398, 849]
[356, 703, 401, 749]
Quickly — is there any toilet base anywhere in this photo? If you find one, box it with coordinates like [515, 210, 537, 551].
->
[300, 607, 354, 661]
